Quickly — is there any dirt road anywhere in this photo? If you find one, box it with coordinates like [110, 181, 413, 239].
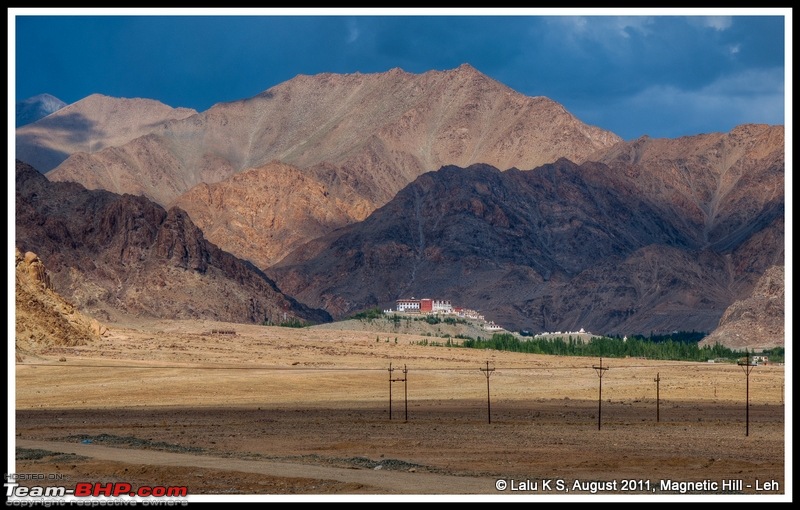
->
[16, 439, 498, 495]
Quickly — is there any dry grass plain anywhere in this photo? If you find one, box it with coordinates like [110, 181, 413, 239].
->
[12, 318, 788, 501]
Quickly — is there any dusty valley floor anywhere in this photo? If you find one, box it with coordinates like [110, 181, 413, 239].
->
[12, 318, 788, 501]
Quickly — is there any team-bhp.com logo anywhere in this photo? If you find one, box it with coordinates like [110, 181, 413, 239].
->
[6, 481, 188, 505]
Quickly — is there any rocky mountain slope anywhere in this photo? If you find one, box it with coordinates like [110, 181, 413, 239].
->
[268, 124, 784, 337]
[15, 160, 331, 326]
[698, 265, 785, 350]
[595, 124, 785, 254]
[15, 247, 104, 357]
[171, 161, 373, 269]
[16, 94, 197, 173]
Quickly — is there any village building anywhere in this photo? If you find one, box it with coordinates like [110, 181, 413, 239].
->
[395, 298, 451, 314]
[395, 298, 420, 313]
[394, 298, 496, 329]
[432, 299, 452, 313]
[420, 298, 433, 313]
[483, 321, 503, 331]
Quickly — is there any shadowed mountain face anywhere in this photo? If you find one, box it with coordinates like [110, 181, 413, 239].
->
[45, 64, 621, 212]
[268, 125, 784, 339]
[15, 160, 331, 326]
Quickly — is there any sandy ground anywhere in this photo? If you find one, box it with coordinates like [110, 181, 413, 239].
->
[11, 318, 789, 501]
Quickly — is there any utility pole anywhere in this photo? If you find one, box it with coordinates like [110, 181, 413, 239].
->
[388, 363, 408, 422]
[388, 362, 393, 420]
[738, 349, 756, 436]
[593, 358, 609, 430]
[480, 361, 495, 423]
[403, 364, 408, 422]
[654, 372, 660, 422]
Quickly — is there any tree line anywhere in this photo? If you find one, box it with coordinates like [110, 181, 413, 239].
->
[454, 333, 781, 363]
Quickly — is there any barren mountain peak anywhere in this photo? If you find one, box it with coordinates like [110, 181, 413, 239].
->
[17, 93, 198, 173]
[438, 62, 498, 82]
[44, 63, 622, 212]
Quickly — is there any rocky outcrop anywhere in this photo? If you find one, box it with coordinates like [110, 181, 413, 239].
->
[15, 247, 102, 355]
[699, 265, 785, 350]
[21, 250, 51, 290]
[15, 160, 331, 325]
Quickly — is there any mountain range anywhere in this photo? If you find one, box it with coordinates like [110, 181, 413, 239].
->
[14, 65, 785, 349]
[15, 160, 331, 326]
[269, 123, 784, 335]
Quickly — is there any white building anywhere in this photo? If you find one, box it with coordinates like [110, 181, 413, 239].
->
[483, 321, 503, 331]
[432, 299, 452, 313]
[396, 299, 420, 313]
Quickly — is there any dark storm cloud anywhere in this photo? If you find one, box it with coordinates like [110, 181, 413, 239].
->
[12, 10, 787, 140]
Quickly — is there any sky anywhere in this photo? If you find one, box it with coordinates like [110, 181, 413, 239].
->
[9, 8, 790, 141]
